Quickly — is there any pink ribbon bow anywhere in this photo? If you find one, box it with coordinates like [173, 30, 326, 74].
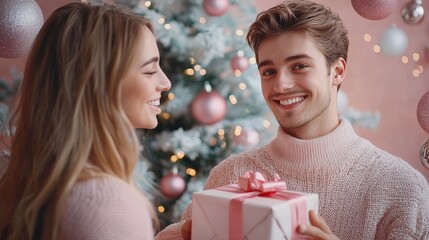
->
[237, 171, 287, 193]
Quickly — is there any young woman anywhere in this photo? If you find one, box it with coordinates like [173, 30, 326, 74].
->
[0, 2, 171, 240]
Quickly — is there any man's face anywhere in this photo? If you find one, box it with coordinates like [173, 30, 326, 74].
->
[257, 30, 343, 139]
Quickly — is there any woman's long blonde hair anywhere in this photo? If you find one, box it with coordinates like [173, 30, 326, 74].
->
[0, 2, 155, 239]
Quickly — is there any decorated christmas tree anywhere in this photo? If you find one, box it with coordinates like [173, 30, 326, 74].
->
[127, 0, 273, 229]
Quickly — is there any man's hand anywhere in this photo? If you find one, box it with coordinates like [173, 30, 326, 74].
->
[181, 219, 192, 240]
[297, 210, 339, 240]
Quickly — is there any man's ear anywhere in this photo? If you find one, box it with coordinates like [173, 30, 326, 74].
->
[332, 57, 346, 87]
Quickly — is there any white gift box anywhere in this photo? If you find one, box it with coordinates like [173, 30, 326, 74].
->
[192, 184, 319, 240]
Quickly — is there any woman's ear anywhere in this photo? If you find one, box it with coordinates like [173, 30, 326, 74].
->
[332, 57, 346, 87]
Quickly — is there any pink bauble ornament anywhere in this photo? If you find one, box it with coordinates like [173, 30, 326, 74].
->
[417, 91, 429, 133]
[231, 55, 249, 72]
[160, 173, 186, 199]
[351, 0, 398, 20]
[203, 0, 230, 16]
[191, 90, 227, 125]
[234, 129, 259, 147]
[0, 0, 44, 58]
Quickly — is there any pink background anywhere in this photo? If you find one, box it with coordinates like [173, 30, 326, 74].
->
[1, 0, 428, 180]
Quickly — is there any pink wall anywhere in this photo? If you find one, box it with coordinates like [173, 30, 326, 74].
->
[1, 0, 428, 180]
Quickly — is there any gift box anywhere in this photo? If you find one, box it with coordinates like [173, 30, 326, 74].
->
[192, 171, 319, 240]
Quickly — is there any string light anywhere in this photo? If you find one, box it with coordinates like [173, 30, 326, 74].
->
[235, 29, 244, 36]
[249, 57, 256, 64]
[177, 151, 185, 159]
[218, 128, 225, 137]
[161, 112, 170, 120]
[168, 93, 175, 100]
[209, 137, 217, 145]
[164, 24, 171, 30]
[194, 65, 202, 71]
[263, 120, 271, 128]
[229, 95, 237, 104]
[239, 83, 246, 90]
[186, 168, 197, 176]
[199, 69, 207, 75]
[234, 70, 242, 77]
[199, 17, 206, 24]
[416, 65, 424, 73]
[364, 34, 372, 42]
[144, 1, 152, 7]
[184, 68, 195, 75]
[158, 17, 165, 24]
[234, 125, 242, 136]
[170, 155, 178, 163]
[413, 53, 420, 62]
[402, 56, 409, 64]
[373, 45, 381, 53]
[413, 69, 420, 77]
[158, 205, 165, 213]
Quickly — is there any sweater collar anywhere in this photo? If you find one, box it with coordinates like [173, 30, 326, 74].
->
[269, 119, 361, 169]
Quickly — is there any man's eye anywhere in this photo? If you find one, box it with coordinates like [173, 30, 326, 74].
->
[294, 64, 308, 70]
[262, 69, 275, 76]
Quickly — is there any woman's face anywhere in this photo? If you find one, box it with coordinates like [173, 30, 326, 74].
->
[121, 26, 171, 129]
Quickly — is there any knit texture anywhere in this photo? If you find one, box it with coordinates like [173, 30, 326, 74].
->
[155, 120, 429, 240]
[60, 176, 154, 240]
[0, 160, 154, 240]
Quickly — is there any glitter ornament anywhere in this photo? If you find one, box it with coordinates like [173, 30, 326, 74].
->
[160, 172, 186, 199]
[351, 0, 398, 20]
[231, 55, 249, 72]
[379, 25, 408, 56]
[417, 91, 429, 134]
[191, 89, 227, 125]
[0, 0, 44, 58]
[401, 0, 425, 25]
[203, 0, 230, 16]
[419, 138, 429, 169]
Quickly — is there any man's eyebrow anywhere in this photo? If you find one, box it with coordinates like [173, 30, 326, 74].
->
[258, 54, 312, 70]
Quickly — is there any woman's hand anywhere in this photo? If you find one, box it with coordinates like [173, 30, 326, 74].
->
[297, 210, 339, 240]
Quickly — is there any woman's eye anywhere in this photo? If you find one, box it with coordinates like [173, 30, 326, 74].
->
[144, 71, 157, 75]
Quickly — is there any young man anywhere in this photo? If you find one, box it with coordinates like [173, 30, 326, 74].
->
[156, 0, 429, 239]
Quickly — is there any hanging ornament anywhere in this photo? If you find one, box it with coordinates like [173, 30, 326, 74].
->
[191, 82, 227, 125]
[234, 129, 259, 147]
[337, 89, 348, 114]
[379, 24, 408, 56]
[160, 168, 186, 199]
[401, 0, 425, 25]
[203, 0, 230, 16]
[417, 91, 429, 134]
[0, 0, 44, 58]
[351, 0, 398, 20]
[419, 138, 429, 169]
[231, 51, 249, 72]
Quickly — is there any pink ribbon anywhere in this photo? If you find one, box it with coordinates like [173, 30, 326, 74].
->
[216, 171, 307, 240]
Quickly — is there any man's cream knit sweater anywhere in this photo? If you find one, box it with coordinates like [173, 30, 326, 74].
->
[156, 120, 429, 240]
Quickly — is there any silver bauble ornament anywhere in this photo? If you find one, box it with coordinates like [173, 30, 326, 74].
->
[419, 138, 429, 169]
[0, 0, 44, 58]
[401, 0, 425, 25]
